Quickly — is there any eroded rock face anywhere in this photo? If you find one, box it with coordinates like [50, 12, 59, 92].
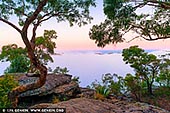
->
[52, 81, 80, 97]
[77, 88, 95, 98]
[14, 73, 81, 107]
[30, 98, 169, 113]
[17, 74, 73, 97]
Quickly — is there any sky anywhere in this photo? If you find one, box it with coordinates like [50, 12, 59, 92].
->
[0, 1, 170, 51]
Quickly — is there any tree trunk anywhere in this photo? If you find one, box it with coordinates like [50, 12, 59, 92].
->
[5, 0, 49, 108]
[8, 33, 47, 108]
[146, 80, 153, 95]
[8, 56, 47, 108]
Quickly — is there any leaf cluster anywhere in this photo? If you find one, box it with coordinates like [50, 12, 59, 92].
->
[0, 74, 18, 108]
[90, 73, 123, 97]
[89, 0, 170, 47]
[35, 30, 57, 65]
[122, 46, 159, 77]
[124, 73, 143, 101]
[52, 66, 69, 74]
[0, 0, 96, 27]
[0, 44, 30, 73]
[4, 55, 30, 73]
[0, 44, 27, 62]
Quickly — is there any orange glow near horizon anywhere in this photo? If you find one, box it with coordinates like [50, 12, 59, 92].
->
[1, 20, 170, 51]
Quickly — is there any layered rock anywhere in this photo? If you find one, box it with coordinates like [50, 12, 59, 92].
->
[12, 73, 80, 107]
[31, 98, 168, 113]
[17, 74, 74, 97]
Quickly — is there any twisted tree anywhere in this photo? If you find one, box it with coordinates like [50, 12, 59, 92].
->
[0, 0, 96, 107]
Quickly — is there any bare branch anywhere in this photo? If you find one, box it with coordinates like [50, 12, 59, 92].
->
[145, 36, 170, 41]
[0, 18, 21, 33]
[132, 0, 170, 9]
[147, 0, 170, 9]
[126, 36, 140, 43]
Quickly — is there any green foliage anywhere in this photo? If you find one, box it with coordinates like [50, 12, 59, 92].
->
[156, 71, 170, 87]
[5, 55, 30, 73]
[122, 46, 160, 95]
[124, 74, 143, 101]
[0, 44, 30, 73]
[0, 0, 96, 27]
[34, 30, 57, 65]
[53, 66, 69, 74]
[89, 0, 170, 47]
[0, 44, 26, 62]
[156, 55, 170, 87]
[90, 73, 123, 97]
[95, 85, 110, 98]
[0, 74, 18, 108]
[89, 19, 124, 47]
[102, 73, 123, 95]
[72, 76, 81, 84]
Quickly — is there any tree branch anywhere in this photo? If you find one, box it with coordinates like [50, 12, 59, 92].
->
[21, 0, 48, 65]
[131, 23, 152, 40]
[147, 0, 170, 9]
[144, 36, 170, 41]
[30, 24, 39, 49]
[22, 0, 48, 32]
[0, 18, 21, 33]
[132, 0, 170, 9]
[30, 11, 59, 47]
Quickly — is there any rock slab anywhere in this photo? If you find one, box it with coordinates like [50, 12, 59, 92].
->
[31, 98, 169, 113]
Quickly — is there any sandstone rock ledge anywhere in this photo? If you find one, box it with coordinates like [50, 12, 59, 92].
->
[31, 98, 169, 113]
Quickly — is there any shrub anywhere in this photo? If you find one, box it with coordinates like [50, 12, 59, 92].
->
[95, 85, 110, 100]
[102, 73, 123, 96]
[0, 74, 18, 108]
[156, 70, 170, 87]
[90, 73, 123, 100]
[72, 76, 81, 84]
[5, 55, 30, 73]
[124, 74, 143, 101]
[53, 66, 69, 74]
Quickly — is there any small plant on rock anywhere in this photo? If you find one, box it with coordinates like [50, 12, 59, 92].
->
[72, 76, 81, 84]
[53, 66, 69, 74]
[52, 96, 60, 104]
[0, 74, 18, 108]
[95, 85, 110, 100]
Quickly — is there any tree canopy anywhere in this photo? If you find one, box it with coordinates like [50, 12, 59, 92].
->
[0, 0, 96, 107]
[122, 46, 160, 95]
[89, 0, 170, 47]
